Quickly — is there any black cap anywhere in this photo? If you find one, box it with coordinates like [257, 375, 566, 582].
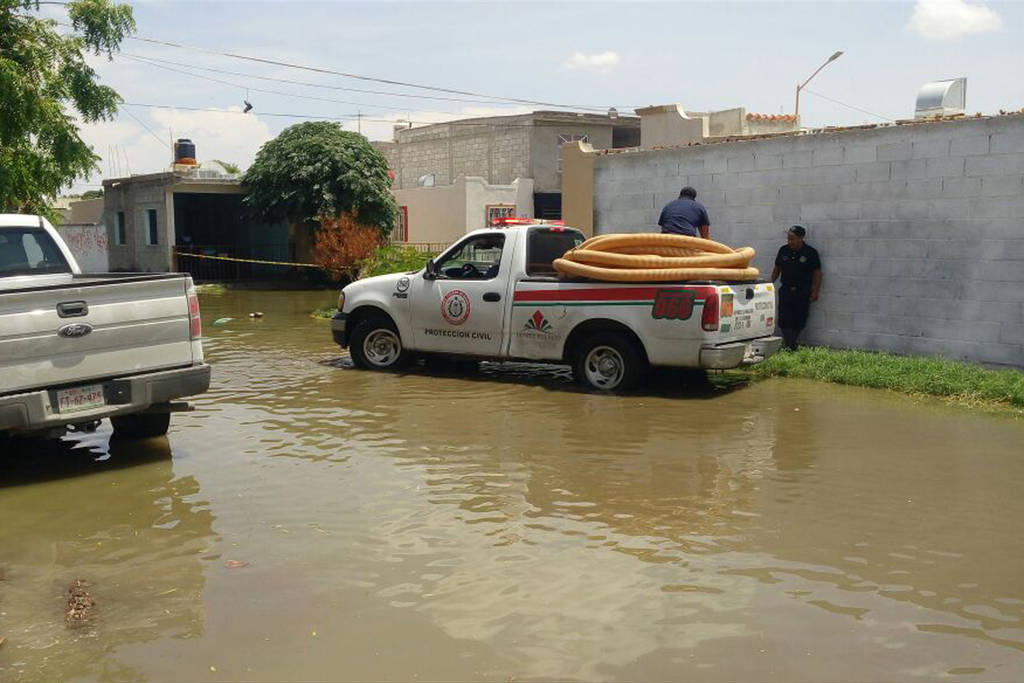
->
[788, 225, 806, 237]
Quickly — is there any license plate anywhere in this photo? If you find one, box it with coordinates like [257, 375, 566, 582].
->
[56, 384, 105, 414]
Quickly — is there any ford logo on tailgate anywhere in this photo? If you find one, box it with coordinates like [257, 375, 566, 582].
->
[58, 323, 93, 338]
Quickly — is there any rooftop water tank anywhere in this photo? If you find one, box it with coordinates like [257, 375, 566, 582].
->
[915, 78, 966, 119]
[174, 138, 197, 165]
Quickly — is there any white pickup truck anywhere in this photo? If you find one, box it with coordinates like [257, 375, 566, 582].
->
[0, 214, 210, 438]
[332, 224, 782, 391]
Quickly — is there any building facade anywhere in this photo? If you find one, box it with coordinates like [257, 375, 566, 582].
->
[373, 111, 640, 243]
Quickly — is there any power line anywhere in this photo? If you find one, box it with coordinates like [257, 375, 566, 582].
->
[119, 53, 470, 116]
[52, 22, 615, 112]
[127, 35, 611, 111]
[120, 102, 580, 129]
[118, 104, 171, 148]
[802, 87, 894, 123]
[119, 52, 521, 108]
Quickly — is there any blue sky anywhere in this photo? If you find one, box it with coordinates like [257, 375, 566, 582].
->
[63, 0, 1024, 191]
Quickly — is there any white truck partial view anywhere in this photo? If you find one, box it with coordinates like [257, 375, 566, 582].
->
[332, 225, 783, 391]
[0, 214, 210, 438]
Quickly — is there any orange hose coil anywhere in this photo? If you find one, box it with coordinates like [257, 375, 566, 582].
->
[555, 233, 759, 282]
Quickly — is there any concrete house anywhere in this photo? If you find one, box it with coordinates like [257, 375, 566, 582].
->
[372, 110, 640, 245]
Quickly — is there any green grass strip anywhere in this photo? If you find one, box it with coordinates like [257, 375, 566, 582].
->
[745, 347, 1024, 410]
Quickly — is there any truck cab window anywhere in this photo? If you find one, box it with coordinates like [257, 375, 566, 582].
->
[526, 228, 584, 277]
[0, 228, 70, 276]
[435, 234, 505, 280]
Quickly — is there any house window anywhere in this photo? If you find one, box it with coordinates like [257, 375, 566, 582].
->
[114, 211, 126, 245]
[146, 209, 158, 246]
[486, 204, 517, 226]
[557, 134, 589, 174]
[392, 206, 408, 242]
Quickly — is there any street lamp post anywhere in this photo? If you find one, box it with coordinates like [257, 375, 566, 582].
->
[794, 51, 844, 121]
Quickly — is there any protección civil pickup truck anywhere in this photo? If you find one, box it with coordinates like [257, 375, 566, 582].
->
[0, 214, 210, 439]
[331, 224, 783, 391]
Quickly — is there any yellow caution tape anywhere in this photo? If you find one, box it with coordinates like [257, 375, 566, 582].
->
[174, 252, 343, 271]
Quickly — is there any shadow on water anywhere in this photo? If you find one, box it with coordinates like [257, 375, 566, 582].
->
[319, 354, 752, 401]
[0, 433, 175, 488]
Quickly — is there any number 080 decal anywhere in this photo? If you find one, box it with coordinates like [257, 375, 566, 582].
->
[651, 289, 696, 321]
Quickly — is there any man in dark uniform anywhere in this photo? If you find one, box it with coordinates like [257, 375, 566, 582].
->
[771, 225, 822, 351]
[658, 186, 710, 239]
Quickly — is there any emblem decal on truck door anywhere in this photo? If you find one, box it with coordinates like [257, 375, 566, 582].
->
[651, 289, 696, 321]
[441, 289, 471, 326]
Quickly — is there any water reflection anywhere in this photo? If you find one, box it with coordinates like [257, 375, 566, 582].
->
[0, 432, 215, 682]
[3, 290, 1022, 681]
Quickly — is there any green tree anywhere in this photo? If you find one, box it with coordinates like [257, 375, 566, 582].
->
[242, 121, 396, 236]
[0, 0, 135, 218]
[81, 188, 104, 199]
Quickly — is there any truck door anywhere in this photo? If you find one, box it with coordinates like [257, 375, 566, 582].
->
[410, 232, 510, 356]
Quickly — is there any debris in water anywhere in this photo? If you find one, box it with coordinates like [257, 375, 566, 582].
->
[213, 317, 234, 326]
[248, 312, 264, 318]
[66, 579, 95, 628]
[0, 636, 6, 649]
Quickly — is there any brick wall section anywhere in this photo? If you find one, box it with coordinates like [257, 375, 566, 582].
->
[591, 116, 1024, 367]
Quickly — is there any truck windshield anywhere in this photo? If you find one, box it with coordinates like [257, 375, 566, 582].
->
[0, 228, 71, 276]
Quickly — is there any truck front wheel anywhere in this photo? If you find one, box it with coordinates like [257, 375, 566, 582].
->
[111, 410, 171, 438]
[350, 316, 409, 370]
[573, 332, 646, 391]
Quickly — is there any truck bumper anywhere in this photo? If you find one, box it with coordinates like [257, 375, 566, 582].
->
[0, 364, 211, 434]
[331, 311, 348, 347]
[699, 336, 783, 369]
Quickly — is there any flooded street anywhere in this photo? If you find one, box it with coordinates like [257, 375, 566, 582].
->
[3, 289, 1024, 682]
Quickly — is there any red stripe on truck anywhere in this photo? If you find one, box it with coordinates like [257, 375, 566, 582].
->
[514, 285, 716, 303]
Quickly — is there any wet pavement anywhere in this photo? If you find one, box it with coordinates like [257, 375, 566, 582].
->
[2, 289, 1024, 682]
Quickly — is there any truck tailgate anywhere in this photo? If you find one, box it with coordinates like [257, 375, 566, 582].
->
[0, 276, 195, 394]
[716, 282, 776, 343]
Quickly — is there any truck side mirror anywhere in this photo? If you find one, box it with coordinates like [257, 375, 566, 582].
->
[424, 258, 438, 280]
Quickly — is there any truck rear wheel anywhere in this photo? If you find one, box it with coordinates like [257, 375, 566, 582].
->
[350, 316, 409, 371]
[573, 332, 646, 392]
[111, 410, 171, 438]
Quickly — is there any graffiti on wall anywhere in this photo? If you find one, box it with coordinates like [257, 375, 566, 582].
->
[57, 225, 109, 272]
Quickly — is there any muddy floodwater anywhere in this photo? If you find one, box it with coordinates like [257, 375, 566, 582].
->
[3, 289, 1024, 682]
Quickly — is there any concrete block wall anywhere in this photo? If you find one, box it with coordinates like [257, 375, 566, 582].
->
[592, 116, 1024, 367]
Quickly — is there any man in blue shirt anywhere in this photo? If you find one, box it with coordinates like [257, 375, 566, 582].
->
[658, 186, 710, 239]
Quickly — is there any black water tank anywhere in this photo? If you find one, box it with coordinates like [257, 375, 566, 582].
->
[174, 138, 196, 164]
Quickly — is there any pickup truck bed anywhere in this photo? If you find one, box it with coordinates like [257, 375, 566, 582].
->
[1, 215, 209, 438]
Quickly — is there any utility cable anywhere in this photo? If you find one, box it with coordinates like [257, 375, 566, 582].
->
[55, 22, 615, 112]
[119, 53, 470, 116]
[119, 52, 520, 107]
[802, 88, 894, 123]
[118, 104, 171, 148]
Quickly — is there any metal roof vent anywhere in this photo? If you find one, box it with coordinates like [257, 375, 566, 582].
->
[915, 78, 966, 119]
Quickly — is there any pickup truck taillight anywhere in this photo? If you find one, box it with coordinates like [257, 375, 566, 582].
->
[187, 292, 202, 339]
[701, 291, 720, 331]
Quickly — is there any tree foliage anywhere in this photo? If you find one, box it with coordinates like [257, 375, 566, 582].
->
[242, 121, 397, 236]
[312, 212, 383, 281]
[0, 0, 135, 217]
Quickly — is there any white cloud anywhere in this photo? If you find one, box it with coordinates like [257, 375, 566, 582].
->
[71, 107, 273, 192]
[562, 51, 621, 72]
[908, 0, 1001, 40]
